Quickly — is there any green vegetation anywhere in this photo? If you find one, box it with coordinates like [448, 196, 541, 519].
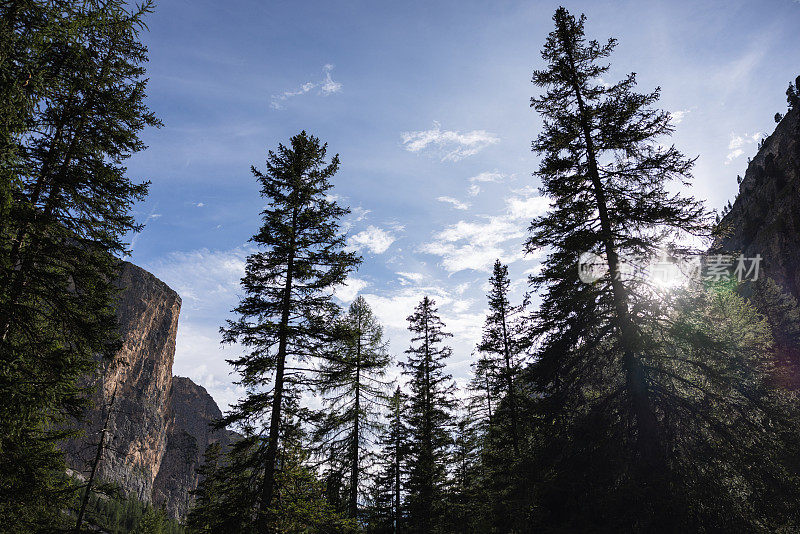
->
[70, 487, 184, 534]
[399, 297, 458, 533]
[315, 296, 393, 519]
[216, 131, 361, 530]
[2, 1, 800, 532]
[186, 11, 800, 534]
[0, 0, 158, 530]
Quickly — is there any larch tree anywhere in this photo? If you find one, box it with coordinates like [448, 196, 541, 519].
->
[525, 7, 800, 530]
[400, 297, 457, 534]
[0, 2, 158, 529]
[220, 131, 361, 532]
[315, 295, 392, 519]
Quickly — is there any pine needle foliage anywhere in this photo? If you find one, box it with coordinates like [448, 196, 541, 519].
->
[219, 131, 361, 531]
[400, 297, 457, 534]
[315, 296, 392, 519]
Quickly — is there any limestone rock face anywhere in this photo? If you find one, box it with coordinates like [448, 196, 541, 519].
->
[63, 261, 229, 518]
[152, 377, 234, 518]
[64, 262, 181, 501]
[717, 107, 800, 297]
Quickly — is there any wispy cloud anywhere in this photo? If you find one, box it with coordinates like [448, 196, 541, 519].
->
[270, 64, 343, 109]
[145, 246, 253, 411]
[320, 64, 342, 95]
[469, 171, 505, 183]
[725, 131, 764, 164]
[401, 122, 500, 162]
[437, 196, 471, 210]
[397, 271, 425, 285]
[421, 193, 549, 273]
[465, 172, 505, 197]
[670, 109, 690, 124]
[333, 277, 369, 303]
[348, 225, 396, 254]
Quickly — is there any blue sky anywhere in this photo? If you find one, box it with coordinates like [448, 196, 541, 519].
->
[126, 0, 800, 409]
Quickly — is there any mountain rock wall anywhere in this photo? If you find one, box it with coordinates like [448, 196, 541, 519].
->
[717, 107, 800, 297]
[62, 261, 228, 518]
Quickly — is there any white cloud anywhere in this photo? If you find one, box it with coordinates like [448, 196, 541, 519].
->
[146, 247, 249, 311]
[397, 271, 425, 285]
[351, 206, 371, 221]
[270, 64, 343, 109]
[333, 277, 369, 303]
[468, 184, 481, 197]
[270, 82, 315, 109]
[173, 325, 245, 412]
[348, 225, 396, 254]
[437, 196, 471, 210]
[507, 195, 550, 220]
[361, 286, 482, 343]
[341, 206, 372, 233]
[454, 281, 472, 295]
[421, 194, 549, 273]
[725, 149, 745, 163]
[360, 285, 485, 386]
[725, 131, 764, 164]
[195, 202, 205, 208]
[469, 171, 505, 183]
[421, 241, 515, 273]
[671, 109, 690, 124]
[320, 64, 342, 95]
[400, 122, 500, 162]
[145, 247, 253, 411]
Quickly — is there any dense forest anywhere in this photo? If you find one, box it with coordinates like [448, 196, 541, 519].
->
[2, 1, 800, 533]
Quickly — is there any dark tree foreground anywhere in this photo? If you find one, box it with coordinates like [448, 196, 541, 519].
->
[0, 1, 158, 530]
[477, 260, 526, 458]
[400, 297, 458, 534]
[367, 386, 408, 534]
[219, 132, 361, 532]
[522, 7, 800, 531]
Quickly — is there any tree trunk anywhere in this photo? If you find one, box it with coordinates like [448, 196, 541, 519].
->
[349, 333, 361, 518]
[74, 384, 117, 533]
[499, 302, 519, 456]
[256, 208, 298, 533]
[421, 303, 432, 533]
[557, 23, 663, 473]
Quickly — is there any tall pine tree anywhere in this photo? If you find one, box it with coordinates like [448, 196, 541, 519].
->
[442, 406, 486, 534]
[368, 386, 408, 534]
[525, 8, 800, 529]
[400, 297, 457, 534]
[0, 2, 158, 529]
[220, 131, 361, 532]
[315, 295, 392, 519]
[476, 259, 526, 456]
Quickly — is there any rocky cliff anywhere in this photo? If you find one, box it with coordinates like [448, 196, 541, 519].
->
[717, 106, 800, 297]
[153, 377, 236, 518]
[63, 261, 229, 519]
